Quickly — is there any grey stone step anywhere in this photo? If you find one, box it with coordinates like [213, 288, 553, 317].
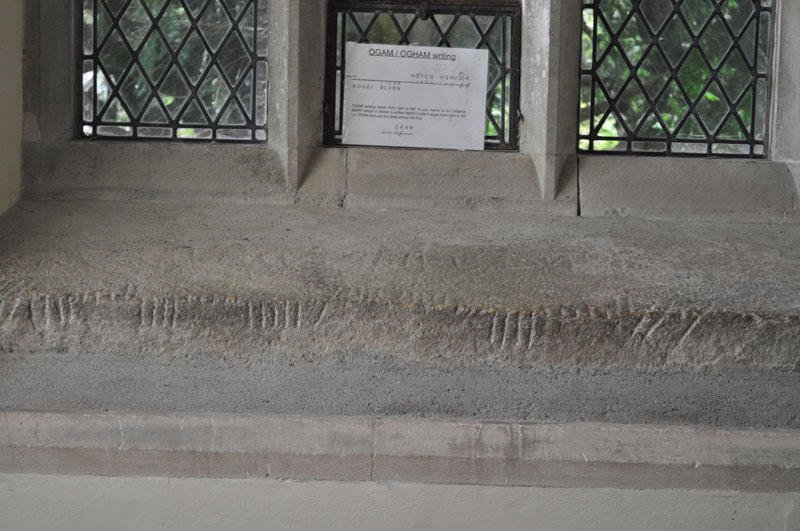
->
[1, 200, 798, 369]
[2, 348, 799, 428]
[1, 411, 799, 492]
[0, 200, 799, 428]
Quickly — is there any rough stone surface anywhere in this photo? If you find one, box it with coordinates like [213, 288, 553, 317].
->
[1, 349, 799, 429]
[2, 200, 799, 364]
[1, 200, 799, 426]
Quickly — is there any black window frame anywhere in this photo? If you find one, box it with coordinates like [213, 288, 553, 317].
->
[77, 0, 269, 144]
[577, 0, 775, 159]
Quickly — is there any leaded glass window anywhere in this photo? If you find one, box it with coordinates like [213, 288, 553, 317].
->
[324, 1, 522, 150]
[579, 0, 773, 157]
[81, 0, 268, 142]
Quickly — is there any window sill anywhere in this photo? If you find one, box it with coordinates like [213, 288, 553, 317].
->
[23, 140, 287, 204]
[298, 146, 577, 214]
[578, 155, 800, 223]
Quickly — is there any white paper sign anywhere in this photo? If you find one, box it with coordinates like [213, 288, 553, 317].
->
[342, 43, 489, 151]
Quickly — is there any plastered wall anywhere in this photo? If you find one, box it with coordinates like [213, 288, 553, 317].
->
[0, 0, 23, 215]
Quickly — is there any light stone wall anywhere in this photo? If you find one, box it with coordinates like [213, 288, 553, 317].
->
[18, 1, 800, 222]
[0, 0, 23, 215]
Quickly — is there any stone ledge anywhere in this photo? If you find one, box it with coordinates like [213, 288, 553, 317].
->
[1, 411, 798, 492]
[1, 291, 799, 370]
[1, 200, 799, 425]
[2, 199, 800, 370]
[579, 157, 800, 224]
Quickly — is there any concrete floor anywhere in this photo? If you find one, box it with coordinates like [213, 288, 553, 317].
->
[1, 474, 798, 531]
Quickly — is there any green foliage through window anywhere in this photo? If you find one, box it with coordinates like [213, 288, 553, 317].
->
[579, 0, 772, 157]
[81, 0, 268, 142]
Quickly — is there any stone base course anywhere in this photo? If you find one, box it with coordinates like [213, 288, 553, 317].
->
[1, 411, 798, 492]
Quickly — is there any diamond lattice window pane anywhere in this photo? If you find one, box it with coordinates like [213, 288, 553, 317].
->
[159, 1, 191, 51]
[159, 65, 191, 118]
[81, 0, 269, 142]
[448, 16, 482, 48]
[407, 17, 438, 46]
[179, 31, 212, 84]
[677, 49, 710, 102]
[218, 33, 250, 84]
[324, 2, 521, 150]
[699, 16, 733, 69]
[119, 0, 152, 50]
[199, 65, 231, 119]
[639, 0, 671, 33]
[105, 0, 128, 17]
[144, 0, 168, 15]
[579, 0, 772, 157]
[99, 31, 132, 85]
[184, 0, 209, 18]
[119, 64, 150, 117]
[139, 33, 170, 84]
[367, 13, 402, 44]
[198, 0, 234, 51]
[619, 14, 649, 65]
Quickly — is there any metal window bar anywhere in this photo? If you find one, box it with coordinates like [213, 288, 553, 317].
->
[80, 0, 269, 142]
[324, 0, 522, 150]
[578, 0, 773, 158]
